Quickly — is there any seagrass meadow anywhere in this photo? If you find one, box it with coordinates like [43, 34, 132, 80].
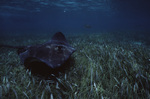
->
[0, 32, 150, 99]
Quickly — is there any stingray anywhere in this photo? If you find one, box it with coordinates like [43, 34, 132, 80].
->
[0, 32, 75, 76]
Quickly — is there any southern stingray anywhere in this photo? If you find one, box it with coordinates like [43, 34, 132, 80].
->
[0, 32, 75, 76]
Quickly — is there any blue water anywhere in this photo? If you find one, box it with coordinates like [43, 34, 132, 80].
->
[0, 0, 150, 34]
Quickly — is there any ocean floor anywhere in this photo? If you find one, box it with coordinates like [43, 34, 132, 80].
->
[0, 32, 150, 99]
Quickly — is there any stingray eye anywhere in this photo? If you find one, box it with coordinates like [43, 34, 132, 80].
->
[57, 46, 61, 50]
[55, 46, 63, 51]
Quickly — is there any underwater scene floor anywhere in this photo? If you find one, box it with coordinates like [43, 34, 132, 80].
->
[0, 32, 150, 99]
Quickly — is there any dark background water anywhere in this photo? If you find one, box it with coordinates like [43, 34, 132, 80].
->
[0, 0, 150, 34]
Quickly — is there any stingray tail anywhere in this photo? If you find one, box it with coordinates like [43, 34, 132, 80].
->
[0, 44, 25, 49]
[0, 44, 28, 54]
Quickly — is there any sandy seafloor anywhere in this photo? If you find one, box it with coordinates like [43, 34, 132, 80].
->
[0, 31, 150, 99]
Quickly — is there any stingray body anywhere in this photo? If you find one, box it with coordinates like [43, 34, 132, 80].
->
[0, 32, 75, 76]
